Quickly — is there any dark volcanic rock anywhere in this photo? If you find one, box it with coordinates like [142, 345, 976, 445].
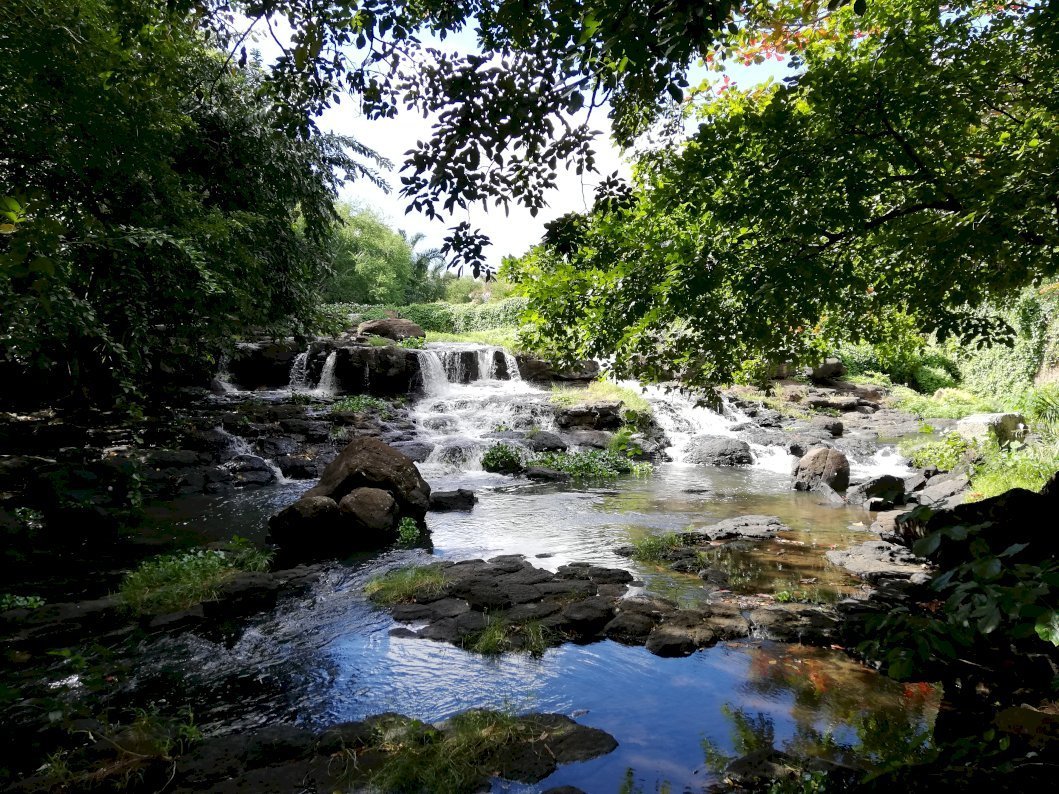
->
[227, 339, 303, 389]
[825, 541, 931, 585]
[683, 435, 753, 466]
[305, 436, 430, 518]
[846, 474, 906, 510]
[516, 355, 600, 382]
[554, 402, 623, 430]
[429, 488, 477, 511]
[357, 317, 425, 340]
[698, 514, 788, 541]
[306, 343, 422, 397]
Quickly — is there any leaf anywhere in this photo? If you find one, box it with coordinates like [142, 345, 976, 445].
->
[1035, 611, 1059, 645]
[0, 223, 16, 235]
[913, 532, 941, 557]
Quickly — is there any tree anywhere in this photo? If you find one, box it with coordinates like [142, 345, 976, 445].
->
[0, 0, 383, 406]
[321, 205, 418, 304]
[506, 1, 1059, 389]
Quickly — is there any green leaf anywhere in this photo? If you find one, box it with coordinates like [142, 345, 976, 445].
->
[1035, 611, 1059, 645]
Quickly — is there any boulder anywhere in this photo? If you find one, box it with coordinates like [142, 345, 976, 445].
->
[306, 343, 422, 397]
[699, 515, 787, 541]
[266, 496, 340, 550]
[515, 355, 600, 382]
[429, 489, 477, 511]
[304, 436, 430, 518]
[227, 339, 304, 389]
[338, 488, 399, 532]
[792, 447, 850, 491]
[357, 317, 425, 341]
[810, 357, 847, 381]
[683, 436, 753, 466]
[846, 474, 906, 509]
[554, 402, 623, 430]
[955, 412, 1027, 445]
[825, 540, 931, 586]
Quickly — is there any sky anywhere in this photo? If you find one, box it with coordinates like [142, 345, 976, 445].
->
[243, 16, 795, 265]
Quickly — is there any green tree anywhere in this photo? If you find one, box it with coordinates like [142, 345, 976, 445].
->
[321, 205, 418, 304]
[0, 0, 382, 406]
[508, 1, 1058, 389]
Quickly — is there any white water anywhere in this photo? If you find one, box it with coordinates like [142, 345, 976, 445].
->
[313, 351, 338, 398]
[215, 426, 288, 484]
[288, 352, 310, 392]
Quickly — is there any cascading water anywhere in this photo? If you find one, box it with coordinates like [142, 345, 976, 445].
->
[314, 351, 338, 398]
[215, 426, 288, 483]
[288, 352, 310, 391]
[416, 350, 451, 397]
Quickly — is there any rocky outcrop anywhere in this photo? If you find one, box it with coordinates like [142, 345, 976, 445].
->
[825, 541, 931, 586]
[226, 339, 304, 389]
[429, 489, 477, 511]
[554, 402, 623, 430]
[846, 474, 906, 510]
[792, 447, 850, 491]
[515, 355, 600, 382]
[683, 435, 753, 466]
[307, 343, 423, 397]
[357, 317, 425, 340]
[955, 412, 1027, 445]
[269, 438, 429, 558]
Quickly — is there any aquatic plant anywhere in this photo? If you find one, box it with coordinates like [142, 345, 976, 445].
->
[629, 533, 684, 563]
[396, 517, 422, 547]
[396, 336, 426, 349]
[364, 566, 450, 604]
[481, 443, 525, 474]
[531, 450, 652, 480]
[607, 427, 644, 458]
[0, 593, 45, 610]
[120, 539, 272, 615]
[331, 394, 393, 415]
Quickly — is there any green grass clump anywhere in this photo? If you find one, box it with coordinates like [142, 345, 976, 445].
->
[531, 450, 653, 480]
[120, 538, 272, 615]
[899, 432, 978, 472]
[463, 615, 552, 656]
[481, 443, 525, 474]
[331, 394, 392, 416]
[1017, 384, 1059, 425]
[889, 386, 999, 419]
[396, 336, 426, 349]
[366, 335, 395, 347]
[364, 566, 450, 604]
[365, 710, 542, 793]
[630, 532, 684, 563]
[397, 517, 422, 546]
[968, 440, 1059, 501]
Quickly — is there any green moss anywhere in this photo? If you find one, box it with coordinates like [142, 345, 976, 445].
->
[120, 538, 272, 615]
[364, 566, 450, 604]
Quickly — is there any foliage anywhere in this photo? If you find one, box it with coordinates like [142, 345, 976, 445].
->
[968, 440, 1059, 502]
[608, 427, 644, 458]
[551, 381, 652, 415]
[0, 593, 45, 610]
[889, 387, 998, 420]
[899, 433, 977, 473]
[0, 0, 383, 407]
[481, 443, 526, 474]
[396, 336, 425, 349]
[320, 298, 528, 338]
[629, 533, 684, 563]
[119, 538, 271, 615]
[396, 517, 422, 547]
[531, 450, 652, 480]
[464, 615, 551, 656]
[331, 395, 392, 416]
[364, 710, 542, 793]
[364, 566, 449, 604]
[1017, 384, 1059, 426]
[508, 1, 1059, 389]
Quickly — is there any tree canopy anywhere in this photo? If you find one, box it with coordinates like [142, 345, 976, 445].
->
[507, 0, 1059, 389]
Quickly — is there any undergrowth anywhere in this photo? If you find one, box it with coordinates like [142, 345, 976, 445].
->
[630, 533, 684, 563]
[331, 394, 393, 416]
[364, 566, 450, 604]
[889, 386, 999, 419]
[531, 450, 652, 480]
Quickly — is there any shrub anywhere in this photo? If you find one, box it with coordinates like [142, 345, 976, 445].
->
[331, 395, 392, 416]
[397, 517, 422, 546]
[1018, 384, 1059, 425]
[120, 538, 272, 615]
[550, 380, 651, 414]
[890, 386, 999, 419]
[531, 450, 652, 480]
[364, 566, 449, 604]
[397, 336, 425, 349]
[911, 364, 957, 394]
[900, 433, 977, 472]
[463, 615, 551, 655]
[0, 593, 45, 610]
[967, 440, 1059, 501]
[607, 427, 644, 458]
[482, 443, 525, 474]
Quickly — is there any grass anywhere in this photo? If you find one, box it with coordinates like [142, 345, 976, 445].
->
[366, 335, 395, 347]
[531, 450, 653, 480]
[898, 432, 978, 471]
[888, 386, 999, 419]
[0, 593, 45, 610]
[331, 394, 393, 416]
[550, 380, 651, 414]
[967, 439, 1059, 501]
[630, 532, 685, 563]
[427, 329, 524, 351]
[363, 710, 543, 793]
[119, 537, 272, 615]
[364, 565, 450, 604]
[463, 615, 552, 655]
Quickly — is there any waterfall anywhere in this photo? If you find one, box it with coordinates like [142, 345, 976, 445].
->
[214, 355, 237, 393]
[288, 352, 309, 391]
[215, 426, 288, 483]
[477, 348, 498, 380]
[440, 350, 469, 383]
[416, 350, 450, 396]
[504, 351, 522, 381]
[314, 351, 338, 397]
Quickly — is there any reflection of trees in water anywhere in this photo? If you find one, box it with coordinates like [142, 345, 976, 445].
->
[703, 645, 940, 776]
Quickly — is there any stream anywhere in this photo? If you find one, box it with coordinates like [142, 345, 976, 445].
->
[109, 343, 938, 790]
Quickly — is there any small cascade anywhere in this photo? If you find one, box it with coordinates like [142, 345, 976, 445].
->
[503, 350, 522, 381]
[288, 352, 310, 391]
[416, 350, 450, 396]
[214, 355, 237, 393]
[476, 348, 498, 381]
[314, 351, 338, 397]
[633, 384, 740, 463]
[215, 426, 288, 483]
[440, 349, 471, 383]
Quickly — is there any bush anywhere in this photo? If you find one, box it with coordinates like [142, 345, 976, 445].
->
[397, 517, 422, 546]
[1017, 384, 1059, 425]
[481, 443, 525, 474]
[900, 433, 977, 472]
[120, 538, 271, 615]
[890, 386, 999, 419]
[968, 440, 1059, 501]
[331, 395, 392, 416]
[911, 364, 957, 394]
[531, 450, 652, 480]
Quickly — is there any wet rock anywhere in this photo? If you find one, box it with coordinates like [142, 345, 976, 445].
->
[227, 339, 303, 389]
[390, 440, 435, 462]
[222, 454, 276, 486]
[792, 447, 850, 491]
[810, 417, 844, 437]
[561, 596, 617, 636]
[603, 611, 659, 643]
[433, 438, 481, 467]
[516, 355, 600, 382]
[564, 429, 616, 449]
[698, 514, 787, 541]
[915, 472, 969, 508]
[748, 603, 840, 643]
[274, 453, 320, 479]
[683, 435, 753, 466]
[955, 412, 1027, 445]
[308, 343, 422, 397]
[357, 317, 425, 341]
[422, 414, 458, 432]
[304, 436, 430, 518]
[846, 474, 906, 510]
[645, 611, 717, 657]
[520, 430, 568, 452]
[812, 482, 847, 506]
[525, 466, 573, 482]
[554, 402, 623, 430]
[338, 487, 399, 533]
[825, 540, 931, 585]
[429, 488, 477, 511]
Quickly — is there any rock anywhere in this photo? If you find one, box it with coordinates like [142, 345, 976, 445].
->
[306, 343, 422, 397]
[304, 436, 430, 518]
[433, 438, 481, 467]
[554, 402, 624, 430]
[603, 611, 659, 643]
[806, 391, 860, 412]
[429, 489, 477, 511]
[338, 488, 399, 533]
[955, 412, 1027, 445]
[683, 436, 753, 466]
[811, 482, 847, 505]
[810, 357, 846, 381]
[792, 447, 850, 491]
[520, 430, 568, 452]
[222, 454, 276, 486]
[748, 603, 840, 643]
[825, 540, 931, 585]
[811, 417, 844, 437]
[560, 597, 616, 636]
[869, 509, 907, 542]
[227, 339, 304, 389]
[268, 496, 340, 548]
[390, 440, 435, 462]
[915, 472, 969, 508]
[564, 430, 615, 449]
[700, 515, 787, 541]
[525, 466, 572, 482]
[846, 474, 906, 509]
[645, 612, 717, 657]
[357, 317, 425, 341]
[516, 355, 600, 382]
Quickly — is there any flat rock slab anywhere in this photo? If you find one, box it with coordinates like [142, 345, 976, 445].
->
[614, 516, 789, 575]
[825, 541, 931, 586]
